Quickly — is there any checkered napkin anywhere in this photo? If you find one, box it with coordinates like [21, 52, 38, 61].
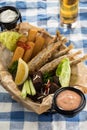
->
[0, 0, 87, 130]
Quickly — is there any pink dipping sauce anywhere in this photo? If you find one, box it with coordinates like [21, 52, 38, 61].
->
[56, 90, 81, 111]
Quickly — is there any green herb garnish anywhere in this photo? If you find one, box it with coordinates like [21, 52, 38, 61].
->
[8, 61, 18, 75]
[43, 72, 53, 83]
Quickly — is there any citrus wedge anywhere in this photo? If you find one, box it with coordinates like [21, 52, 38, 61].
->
[15, 58, 29, 85]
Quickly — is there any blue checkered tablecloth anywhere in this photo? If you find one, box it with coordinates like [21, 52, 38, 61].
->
[0, 0, 87, 130]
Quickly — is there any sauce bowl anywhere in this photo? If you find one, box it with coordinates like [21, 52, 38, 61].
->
[0, 6, 22, 30]
[52, 87, 86, 117]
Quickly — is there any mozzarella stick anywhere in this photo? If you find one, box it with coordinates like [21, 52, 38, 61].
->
[23, 42, 35, 62]
[32, 35, 45, 57]
[10, 46, 25, 65]
[18, 35, 27, 43]
[28, 29, 38, 42]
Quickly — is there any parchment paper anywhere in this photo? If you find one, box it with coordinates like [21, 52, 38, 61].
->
[0, 22, 87, 114]
[0, 62, 87, 114]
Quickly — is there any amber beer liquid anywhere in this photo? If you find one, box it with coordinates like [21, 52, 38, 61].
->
[60, 0, 79, 26]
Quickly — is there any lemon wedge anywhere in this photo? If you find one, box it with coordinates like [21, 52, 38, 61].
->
[15, 58, 29, 85]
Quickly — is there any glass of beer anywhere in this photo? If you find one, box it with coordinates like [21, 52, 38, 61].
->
[60, 0, 79, 28]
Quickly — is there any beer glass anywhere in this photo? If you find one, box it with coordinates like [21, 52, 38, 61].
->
[60, 0, 79, 28]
